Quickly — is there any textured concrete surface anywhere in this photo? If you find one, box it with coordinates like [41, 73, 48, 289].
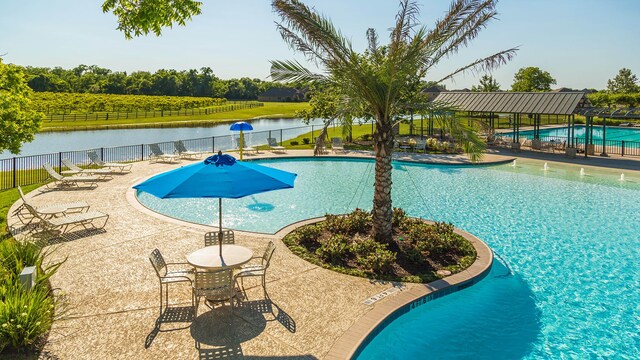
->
[6, 150, 512, 360]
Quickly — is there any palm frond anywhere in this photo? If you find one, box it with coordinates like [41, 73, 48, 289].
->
[436, 48, 517, 83]
[366, 28, 379, 53]
[391, 0, 421, 44]
[269, 60, 326, 83]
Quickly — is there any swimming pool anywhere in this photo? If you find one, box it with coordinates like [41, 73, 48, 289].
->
[519, 125, 640, 142]
[137, 158, 640, 358]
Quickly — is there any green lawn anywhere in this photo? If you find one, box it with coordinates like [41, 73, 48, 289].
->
[40, 102, 310, 131]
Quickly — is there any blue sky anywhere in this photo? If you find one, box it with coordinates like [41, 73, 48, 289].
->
[1, 0, 638, 90]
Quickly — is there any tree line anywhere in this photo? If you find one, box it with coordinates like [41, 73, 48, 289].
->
[21, 64, 304, 100]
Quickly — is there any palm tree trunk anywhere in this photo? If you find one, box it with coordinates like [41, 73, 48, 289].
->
[372, 118, 394, 242]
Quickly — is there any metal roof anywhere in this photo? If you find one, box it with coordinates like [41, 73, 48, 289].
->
[433, 92, 590, 115]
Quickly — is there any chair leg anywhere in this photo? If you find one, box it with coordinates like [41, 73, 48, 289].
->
[159, 283, 163, 317]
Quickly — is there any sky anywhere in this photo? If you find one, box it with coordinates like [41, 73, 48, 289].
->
[1, 0, 639, 90]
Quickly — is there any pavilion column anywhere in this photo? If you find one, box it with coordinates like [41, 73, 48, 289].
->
[600, 115, 608, 157]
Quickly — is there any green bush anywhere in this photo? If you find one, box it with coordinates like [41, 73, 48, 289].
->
[344, 208, 371, 234]
[290, 141, 299, 146]
[302, 138, 310, 144]
[324, 214, 349, 234]
[294, 224, 323, 248]
[315, 234, 350, 264]
[357, 248, 396, 273]
[360, 134, 372, 141]
[392, 207, 406, 228]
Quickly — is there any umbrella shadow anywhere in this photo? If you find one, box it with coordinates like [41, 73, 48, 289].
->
[246, 196, 275, 213]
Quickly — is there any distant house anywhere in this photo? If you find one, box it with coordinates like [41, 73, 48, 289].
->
[257, 87, 307, 102]
[421, 85, 447, 102]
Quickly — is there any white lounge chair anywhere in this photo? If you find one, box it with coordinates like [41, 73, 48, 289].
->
[173, 140, 203, 159]
[24, 202, 108, 234]
[61, 158, 114, 179]
[267, 138, 286, 153]
[149, 144, 181, 164]
[331, 137, 345, 153]
[43, 163, 99, 189]
[14, 186, 90, 225]
[87, 151, 132, 173]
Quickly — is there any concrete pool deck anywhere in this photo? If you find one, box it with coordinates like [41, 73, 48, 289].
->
[7, 149, 635, 359]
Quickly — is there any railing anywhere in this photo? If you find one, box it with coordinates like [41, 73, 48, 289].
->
[43, 102, 264, 122]
[0, 125, 315, 191]
[504, 133, 640, 157]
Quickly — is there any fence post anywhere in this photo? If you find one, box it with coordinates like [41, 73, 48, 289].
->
[622, 141, 625, 156]
[141, 144, 144, 161]
[212, 136, 215, 152]
[280, 129, 283, 145]
[311, 125, 315, 144]
[100, 147, 105, 161]
[58, 152, 63, 173]
[12, 157, 16, 188]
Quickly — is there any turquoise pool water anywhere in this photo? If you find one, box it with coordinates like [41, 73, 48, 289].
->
[519, 125, 640, 142]
[137, 158, 640, 358]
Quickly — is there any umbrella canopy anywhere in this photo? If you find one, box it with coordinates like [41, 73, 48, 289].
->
[134, 152, 296, 255]
[229, 122, 254, 131]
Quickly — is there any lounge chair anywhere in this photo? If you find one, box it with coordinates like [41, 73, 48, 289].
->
[14, 186, 90, 225]
[43, 163, 99, 189]
[61, 159, 114, 179]
[174, 140, 203, 159]
[234, 139, 257, 156]
[331, 137, 345, 153]
[149, 143, 181, 164]
[87, 151, 132, 173]
[24, 202, 108, 234]
[267, 138, 287, 153]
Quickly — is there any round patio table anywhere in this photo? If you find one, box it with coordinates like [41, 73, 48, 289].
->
[186, 244, 253, 270]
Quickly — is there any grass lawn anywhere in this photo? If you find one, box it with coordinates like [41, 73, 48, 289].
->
[40, 102, 310, 131]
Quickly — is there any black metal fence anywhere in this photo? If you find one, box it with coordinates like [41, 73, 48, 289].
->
[44, 102, 264, 122]
[505, 133, 640, 157]
[0, 125, 315, 191]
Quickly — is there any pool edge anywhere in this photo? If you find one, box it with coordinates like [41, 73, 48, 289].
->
[324, 226, 494, 360]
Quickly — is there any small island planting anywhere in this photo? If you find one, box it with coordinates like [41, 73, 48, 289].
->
[283, 208, 477, 283]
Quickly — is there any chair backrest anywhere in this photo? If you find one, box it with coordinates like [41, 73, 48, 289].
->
[23, 203, 47, 223]
[43, 163, 63, 180]
[267, 138, 278, 147]
[194, 269, 233, 294]
[261, 241, 276, 268]
[87, 151, 105, 166]
[149, 143, 164, 156]
[18, 186, 28, 204]
[149, 249, 167, 278]
[61, 158, 81, 172]
[204, 230, 235, 247]
[331, 137, 342, 146]
[174, 141, 187, 153]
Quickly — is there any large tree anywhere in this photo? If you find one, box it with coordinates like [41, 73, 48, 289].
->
[270, 0, 516, 241]
[511, 66, 556, 92]
[472, 74, 500, 92]
[607, 68, 638, 94]
[0, 59, 43, 154]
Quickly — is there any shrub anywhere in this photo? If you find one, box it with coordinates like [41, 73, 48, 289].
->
[302, 138, 310, 144]
[315, 234, 350, 264]
[324, 214, 349, 234]
[426, 137, 438, 149]
[392, 207, 406, 228]
[357, 248, 396, 273]
[344, 208, 371, 234]
[0, 283, 54, 352]
[294, 224, 323, 248]
[360, 134, 372, 141]
[350, 237, 382, 257]
[289, 141, 299, 146]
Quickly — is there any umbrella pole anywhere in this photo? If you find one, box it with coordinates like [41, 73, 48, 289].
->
[239, 130, 244, 161]
[218, 198, 223, 256]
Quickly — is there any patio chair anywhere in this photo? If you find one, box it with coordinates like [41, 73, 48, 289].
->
[149, 249, 194, 317]
[149, 143, 181, 164]
[331, 137, 345, 153]
[87, 151, 132, 173]
[174, 140, 203, 159]
[204, 230, 235, 247]
[267, 138, 286, 153]
[193, 269, 236, 316]
[23, 202, 108, 234]
[60, 158, 114, 179]
[14, 186, 90, 225]
[234, 241, 276, 297]
[42, 163, 99, 190]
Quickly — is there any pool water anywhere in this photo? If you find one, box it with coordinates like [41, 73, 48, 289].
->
[519, 125, 640, 142]
[137, 158, 640, 358]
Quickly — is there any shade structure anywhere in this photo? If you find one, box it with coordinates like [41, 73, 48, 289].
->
[133, 152, 296, 255]
[230, 122, 254, 160]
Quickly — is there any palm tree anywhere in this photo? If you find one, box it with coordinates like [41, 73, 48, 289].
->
[270, 0, 517, 242]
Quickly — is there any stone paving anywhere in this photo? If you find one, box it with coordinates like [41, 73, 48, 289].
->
[7, 150, 512, 359]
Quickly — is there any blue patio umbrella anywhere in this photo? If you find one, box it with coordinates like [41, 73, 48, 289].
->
[133, 152, 296, 255]
[230, 122, 254, 160]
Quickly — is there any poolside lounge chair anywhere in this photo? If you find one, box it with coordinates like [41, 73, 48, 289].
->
[204, 230, 235, 247]
[61, 159, 114, 179]
[235, 241, 276, 298]
[149, 249, 193, 317]
[87, 151, 132, 173]
[149, 143, 181, 164]
[24, 202, 108, 234]
[267, 138, 286, 153]
[14, 186, 90, 225]
[193, 269, 236, 315]
[234, 138, 257, 156]
[331, 137, 345, 153]
[173, 140, 203, 159]
[43, 163, 99, 190]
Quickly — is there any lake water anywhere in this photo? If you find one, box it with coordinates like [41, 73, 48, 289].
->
[0, 118, 324, 159]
